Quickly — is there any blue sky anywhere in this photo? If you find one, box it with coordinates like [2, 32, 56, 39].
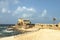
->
[0, 0, 60, 24]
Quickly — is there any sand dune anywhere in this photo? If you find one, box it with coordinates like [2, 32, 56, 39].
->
[1, 29, 60, 40]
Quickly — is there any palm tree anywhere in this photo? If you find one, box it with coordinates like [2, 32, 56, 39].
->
[53, 17, 56, 24]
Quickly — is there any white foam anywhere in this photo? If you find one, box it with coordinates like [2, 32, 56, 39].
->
[3, 29, 13, 33]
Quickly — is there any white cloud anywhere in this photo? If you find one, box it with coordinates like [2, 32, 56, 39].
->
[41, 9, 47, 17]
[22, 13, 32, 18]
[8, 10, 11, 13]
[15, 6, 36, 12]
[27, 8, 36, 12]
[0, 0, 10, 14]
[22, 13, 28, 18]
[16, 6, 24, 12]
[0, 0, 19, 13]
[1, 8, 11, 13]
[2, 8, 7, 13]
[23, 6, 26, 9]
[13, 6, 36, 18]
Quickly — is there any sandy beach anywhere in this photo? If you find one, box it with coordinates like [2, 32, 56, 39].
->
[1, 29, 60, 40]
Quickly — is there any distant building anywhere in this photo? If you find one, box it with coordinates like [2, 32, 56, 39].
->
[17, 18, 31, 26]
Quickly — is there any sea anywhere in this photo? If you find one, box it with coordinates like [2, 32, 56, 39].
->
[0, 24, 20, 37]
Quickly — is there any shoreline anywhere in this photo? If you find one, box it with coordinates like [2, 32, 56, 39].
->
[1, 29, 60, 40]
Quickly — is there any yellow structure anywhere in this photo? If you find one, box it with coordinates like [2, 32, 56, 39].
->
[16, 18, 60, 30]
[17, 18, 31, 26]
[58, 23, 60, 27]
[18, 18, 24, 25]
